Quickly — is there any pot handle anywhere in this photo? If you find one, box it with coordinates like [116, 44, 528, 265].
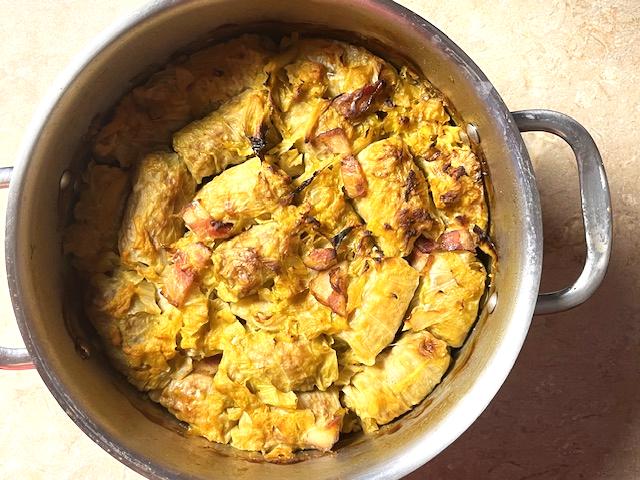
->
[512, 109, 612, 315]
[0, 166, 35, 370]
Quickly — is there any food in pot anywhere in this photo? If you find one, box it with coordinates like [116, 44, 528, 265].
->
[64, 33, 492, 460]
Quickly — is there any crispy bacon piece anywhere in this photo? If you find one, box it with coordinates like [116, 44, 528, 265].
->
[438, 229, 475, 252]
[310, 265, 347, 317]
[303, 247, 338, 271]
[341, 155, 367, 198]
[333, 80, 385, 119]
[312, 128, 352, 155]
[163, 265, 195, 307]
[408, 236, 436, 272]
[162, 242, 212, 306]
[182, 200, 233, 241]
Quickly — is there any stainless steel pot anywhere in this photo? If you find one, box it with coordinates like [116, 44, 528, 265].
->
[0, 1, 612, 478]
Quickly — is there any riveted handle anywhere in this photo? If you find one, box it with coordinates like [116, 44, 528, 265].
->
[512, 110, 612, 315]
[0, 166, 34, 370]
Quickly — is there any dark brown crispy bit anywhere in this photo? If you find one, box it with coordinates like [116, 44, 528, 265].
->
[450, 165, 467, 180]
[414, 236, 436, 254]
[456, 215, 469, 226]
[331, 226, 354, 247]
[333, 80, 385, 119]
[424, 148, 441, 162]
[398, 207, 433, 232]
[293, 171, 319, 194]
[249, 135, 267, 155]
[404, 169, 418, 202]
[440, 191, 460, 206]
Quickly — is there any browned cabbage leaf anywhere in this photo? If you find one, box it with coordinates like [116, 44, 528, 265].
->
[183, 157, 292, 243]
[338, 257, 419, 365]
[353, 137, 443, 257]
[64, 162, 129, 272]
[93, 34, 275, 167]
[173, 88, 273, 182]
[405, 251, 486, 347]
[118, 152, 195, 278]
[342, 330, 450, 432]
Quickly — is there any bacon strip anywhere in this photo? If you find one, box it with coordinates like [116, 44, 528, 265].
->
[310, 266, 347, 317]
[341, 155, 367, 198]
[438, 229, 475, 252]
[162, 242, 212, 306]
[333, 80, 385, 119]
[182, 200, 233, 241]
[303, 247, 338, 271]
[312, 128, 351, 155]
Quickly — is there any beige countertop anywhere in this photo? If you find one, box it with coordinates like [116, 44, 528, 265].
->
[0, 1, 638, 478]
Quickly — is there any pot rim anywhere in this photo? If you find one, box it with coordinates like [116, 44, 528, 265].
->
[5, 1, 543, 478]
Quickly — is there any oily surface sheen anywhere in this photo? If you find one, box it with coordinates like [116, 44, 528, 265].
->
[64, 34, 490, 460]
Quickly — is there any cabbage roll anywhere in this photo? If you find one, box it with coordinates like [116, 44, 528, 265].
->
[342, 330, 450, 432]
[338, 257, 419, 365]
[118, 152, 195, 277]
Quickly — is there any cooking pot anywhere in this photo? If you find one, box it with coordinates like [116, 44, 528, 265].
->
[0, 1, 612, 478]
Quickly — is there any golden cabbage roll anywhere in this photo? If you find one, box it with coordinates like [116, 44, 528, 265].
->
[207, 206, 308, 302]
[93, 34, 274, 167]
[296, 388, 344, 452]
[173, 88, 272, 182]
[379, 66, 449, 158]
[342, 330, 450, 432]
[231, 289, 347, 339]
[182, 157, 292, 243]
[418, 140, 488, 232]
[228, 385, 344, 458]
[220, 330, 338, 392]
[296, 165, 362, 237]
[269, 38, 386, 151]
[338, 257, 419, 365]
[64, 162, 129, 273]
[87, 268, 182, 391]
[118, 152, 195, 277]
[353, 137, 442, 257]
[163, 289, 209, 353]
[157, 362, 238, 444]
[405, 251, 486, 347]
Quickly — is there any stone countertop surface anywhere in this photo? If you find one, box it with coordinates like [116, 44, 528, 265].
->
[0, 1, 637, 478]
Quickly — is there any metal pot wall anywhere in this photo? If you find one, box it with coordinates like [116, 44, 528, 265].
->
[0, 1, 612, 478]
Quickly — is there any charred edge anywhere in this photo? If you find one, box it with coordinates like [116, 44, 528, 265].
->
[331, 226, 355, 247]
[293, 171, 319, 194]
[404, 169, 418, 202]
[440, 191, 460, 206]
[249, 135, 267, 156]
[473, 225, 497, 254]
[450, 165, 467, 180]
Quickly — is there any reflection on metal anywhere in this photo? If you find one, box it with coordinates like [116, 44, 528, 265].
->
[59, 170, 73, 190]
[466, 123, 480, 144]
[486, 292, 498, 314]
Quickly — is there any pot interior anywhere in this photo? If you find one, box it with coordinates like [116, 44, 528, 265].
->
[8, 1, 542, 479]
